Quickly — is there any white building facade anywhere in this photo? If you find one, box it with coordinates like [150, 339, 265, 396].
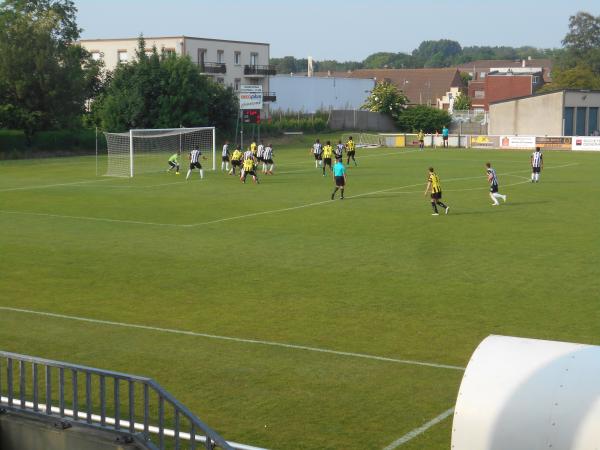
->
[79, 35, 275, 103]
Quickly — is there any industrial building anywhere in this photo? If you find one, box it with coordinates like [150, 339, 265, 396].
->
[489, 90, 600, 136]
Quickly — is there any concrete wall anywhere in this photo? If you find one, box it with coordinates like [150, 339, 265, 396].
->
[328, 110, 397, 132]
[269, 76, 374, 113]
[0, 412, 144, 450]
[489, 91, 564, 135]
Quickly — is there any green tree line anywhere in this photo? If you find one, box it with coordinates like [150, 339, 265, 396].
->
[271, 41, 560, 73]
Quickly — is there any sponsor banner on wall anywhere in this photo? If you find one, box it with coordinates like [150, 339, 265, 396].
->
[471, 135, 499, 148]
[572, 136, 600, 151]
[239, 85, 263, 110]
[500, 136, 536, 149]
[536, 136, 572, 150]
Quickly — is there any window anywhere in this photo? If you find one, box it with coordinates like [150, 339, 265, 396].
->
[234, 51, 241, 65]
[589, 107, 599, 135]
[479, 71, 486, 79]
[234, 78, 241, 91]
[117, 51, 128, 62]
[564, 107, 574, 136]
[532, 75, 540, 84]
[576, 107, 587, 136]
[474, 90, 485, 99]
[217, 50, 224, 64]
[197, 49, 206, 65]
[91, 51, 102, 61]
[217, 78, 225, 84]
[250, 52, 258, 66]
[162, 48, 176, 56]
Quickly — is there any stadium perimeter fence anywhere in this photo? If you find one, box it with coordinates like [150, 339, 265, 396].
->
[345, 133, 600, 151]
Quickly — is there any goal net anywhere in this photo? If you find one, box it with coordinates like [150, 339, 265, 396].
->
[341, 133, 385, 149]
[103, 127, 215, 177]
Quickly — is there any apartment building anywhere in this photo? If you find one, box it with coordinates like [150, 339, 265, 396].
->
[79, 35, 276, 104]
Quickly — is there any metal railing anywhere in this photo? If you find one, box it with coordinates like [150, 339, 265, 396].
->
[0, 351, 235, 450]
[243, 65, 276, 76]
[198, 62, 227, 74]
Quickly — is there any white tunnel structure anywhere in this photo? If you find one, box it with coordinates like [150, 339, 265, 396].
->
[452, 335, 600, 450]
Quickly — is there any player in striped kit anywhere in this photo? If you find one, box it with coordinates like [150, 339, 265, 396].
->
[221, 141, 230, 172]
[335, 140, 345, 160]
[262, 144, 274, 174]
[486, 163, 507, 206]
[311, 139, 323, 168]
[257, 141, 265, 166]
[530, 147, 543, 182]
[424, 167, 449, 215]
[186, 146, 205, 180]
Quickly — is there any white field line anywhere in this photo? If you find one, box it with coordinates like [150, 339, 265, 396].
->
[0, 163, 578, 228]
[0, 396, 266, 450]
[0, 176, 120, 192]
[0, 306, 465, 371]
[382, 408, 455, 450]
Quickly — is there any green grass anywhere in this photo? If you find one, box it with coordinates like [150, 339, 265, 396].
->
[1, 139, 599, 450]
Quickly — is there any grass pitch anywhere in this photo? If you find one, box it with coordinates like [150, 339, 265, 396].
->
[1, 135, 599, 450]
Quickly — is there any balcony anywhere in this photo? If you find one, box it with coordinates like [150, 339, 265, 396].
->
[263, 92, 277, 102]
[198, 62, 226, 74]
[244, 64, 276, 76]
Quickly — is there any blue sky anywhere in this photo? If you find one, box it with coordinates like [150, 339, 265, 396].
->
[76, 0, 599, 60]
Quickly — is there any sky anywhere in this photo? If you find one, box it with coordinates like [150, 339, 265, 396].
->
[75, 0, 600, 61]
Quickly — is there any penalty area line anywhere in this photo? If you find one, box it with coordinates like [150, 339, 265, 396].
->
[0, 306, 465, 372]
[382, 408, 455, 449]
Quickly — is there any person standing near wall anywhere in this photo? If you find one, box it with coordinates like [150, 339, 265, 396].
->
[442, 126, 449, 148]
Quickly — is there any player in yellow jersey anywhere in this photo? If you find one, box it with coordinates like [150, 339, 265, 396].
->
[228, 146, 243, 175]
[424, 167, 450, 216]
[321, 141, 334, 176]
[241, 154, 259, 184]
[250, 140, 257, 156]
[346, 136, 357, 166]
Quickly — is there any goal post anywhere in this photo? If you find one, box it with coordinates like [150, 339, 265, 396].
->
[104, 127, 216, 177]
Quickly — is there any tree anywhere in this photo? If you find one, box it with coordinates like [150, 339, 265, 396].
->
[562, 12, 600, 54]
[95, 37, 238, 132]
[453, 93, 472, 111]
[0, 0, 101, 140]
[538, 65, 600, 93]
[362, 81, 408, 120]
[412, 39, 462, 67]
[396, 106, 451, 133]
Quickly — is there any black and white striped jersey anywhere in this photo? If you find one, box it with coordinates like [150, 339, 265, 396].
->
[243, 150, 253, 160]
[313, 143, 323, 154]
[190, 149, 201, 163]
[257, 144, 264, 157]
[335, 144, 344, 157]
[487, 168, 498, 186]
[531, 151, 543, 168]
[263, 146, 273, 159]
[222, 144, 229, 157]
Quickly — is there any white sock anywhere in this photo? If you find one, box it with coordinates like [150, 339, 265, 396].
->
[269, 164, 274, 172]
[490, 194, 499, 205]
[535, 173, 539, 181]
[226, 163, 229, 170]
[531, 173, 535, 181]
[315, 160, 318, 168]
[186, 170, 191, 180]
[200, 169, 204, 179]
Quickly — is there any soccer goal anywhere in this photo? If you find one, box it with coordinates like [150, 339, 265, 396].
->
[103, 127, 216, 177]
[341, 133, 385, 149]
